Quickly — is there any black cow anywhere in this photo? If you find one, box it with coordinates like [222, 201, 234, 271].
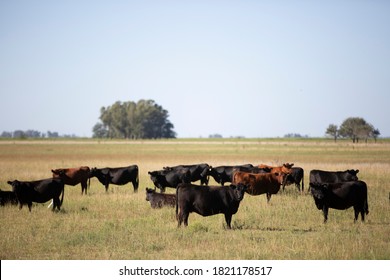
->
[283, 167, 304, 192]
[309, 169, 359, 191]
[90, 165, 139, 192]
[164, 163, 210, 185]
[148, 168, 191, 192]
[145, 188, 176, 208]
[208, 164, 254, 186]
[310, 181, 369, 223]
[7, 178, 65, 212]
[176, 183, 248, 229]
[0, 189, 18, 206]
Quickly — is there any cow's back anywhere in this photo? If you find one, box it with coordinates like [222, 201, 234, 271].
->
[310, 169, 358, 184]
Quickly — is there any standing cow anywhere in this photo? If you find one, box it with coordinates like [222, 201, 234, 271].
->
[176, 183, 247, 229]
[51, 166, 91, 195]
[90, 165, 139, 192]
[309, 181, 369, 223]
[7, 178, 65, 212]
[283, 167, 304, 192]
[163, 163, 210, 185]
[148, 168, 191, 192]
[232, 169, 291, 203]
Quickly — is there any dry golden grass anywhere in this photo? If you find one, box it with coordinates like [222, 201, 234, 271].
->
[0, 139, 389, 260]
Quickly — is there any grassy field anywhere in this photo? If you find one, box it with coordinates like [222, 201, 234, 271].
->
[0, 138, 389, 260]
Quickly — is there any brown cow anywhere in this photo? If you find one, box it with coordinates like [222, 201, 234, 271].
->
[232, 169, 291, 202]
[51, 166, 91, 195]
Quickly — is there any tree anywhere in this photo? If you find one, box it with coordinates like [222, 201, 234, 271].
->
[325, 124, 338, 142]
[371, 128, 381, 143]
[92, 122, 108, 138]
[338, 117, 375, 143]
[93, 99, 176, 139]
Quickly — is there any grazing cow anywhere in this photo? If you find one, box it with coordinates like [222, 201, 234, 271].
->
[7, 178, 65, 212]
[0, 189, 18, 206]
[309, 169, 359, 191]
[232, 169, 291, 202]
[283, 167, 304, 192]
[309, 181, 369, 223]
[148, 168, 191, 192]
[176, 183, 248, 229]
[90, 165, 139, 192]
[208, 164, 254, 186]
[51, 166, 91, 195]
[145, 188, 176, 208]
[164, 163, 210, 185]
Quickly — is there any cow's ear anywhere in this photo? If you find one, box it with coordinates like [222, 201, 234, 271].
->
[7, 181, 12, 185]
[356, 169, 359, 174]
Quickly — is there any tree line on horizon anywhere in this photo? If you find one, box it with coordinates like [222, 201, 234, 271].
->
[0, 110, 382, 142]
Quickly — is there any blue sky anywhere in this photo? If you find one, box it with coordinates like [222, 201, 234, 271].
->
[1, 0, 389, 138]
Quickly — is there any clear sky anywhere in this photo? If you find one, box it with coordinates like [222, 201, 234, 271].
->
[1, 0, 389, 138]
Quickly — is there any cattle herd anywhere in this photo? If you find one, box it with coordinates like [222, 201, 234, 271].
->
[0, 162, 369, 228]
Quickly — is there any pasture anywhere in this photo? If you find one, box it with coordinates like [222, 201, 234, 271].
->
[0, 138, 389, 260]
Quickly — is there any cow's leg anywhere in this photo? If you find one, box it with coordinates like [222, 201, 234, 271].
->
[178, 208, 189, 227]
[81, 181, 87, 195]
[266, 193, 272, 203]
[354, 206, 365, 222]
[361, 208, 365, 222]
[18, 203, 23, 210]
[28, 202, 33, 212]
[182, 210, 189, 227]
[132, 179, 139, 193]
[224, 214, 232, 229]
[105, 184, 109, 192]
[177, 210, 183, 227]
[296, 183, 301, 192]
[52, 197, 60, 211]
[322, 206, 328, 223]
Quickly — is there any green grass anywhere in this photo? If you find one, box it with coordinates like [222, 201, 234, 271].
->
[0, 139, 389, 259]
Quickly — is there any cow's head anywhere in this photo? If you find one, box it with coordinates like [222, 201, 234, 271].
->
[7, 180, 20, 192]
[310, 183, 326, 199]
[148, 171, 165, 190]
[51, 169, 65, 176]
[89, 167, 98, 177]
[230, 183, 248, 201]
[145, 188, 156, 201]
[309, 183, 327, 210]
[346, 169, 359, 181]
[208, 167, 222, 183]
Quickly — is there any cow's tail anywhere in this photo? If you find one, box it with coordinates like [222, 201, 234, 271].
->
[135, 167, 139, 191]
[364, 198, 369, 215]
[175, 185, 180, 222]
[60, 183, 65, 207]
